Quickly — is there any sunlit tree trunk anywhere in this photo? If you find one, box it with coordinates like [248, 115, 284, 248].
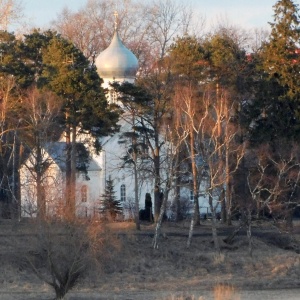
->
[190, 127, 200, 226]
[65, 124, 72, 217]
[70, 124, 77, 216]
[132, 115, 140, 230]
[153, 184, 170, 249]
[225, 142, 232, 225]
[36, 133, 45, 219]
[209, 189, 220, 255]
[133, 154, 140, 231]
[153, 150, 161, 222]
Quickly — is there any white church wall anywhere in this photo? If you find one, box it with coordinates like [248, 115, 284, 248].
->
[100, 117, 158, 219]
[75, 169, 104, 218]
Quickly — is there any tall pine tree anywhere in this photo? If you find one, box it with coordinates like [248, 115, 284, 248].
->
[244, 0, 300, 144]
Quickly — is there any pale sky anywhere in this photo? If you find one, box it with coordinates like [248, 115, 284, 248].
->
[20, 0, 300, 31]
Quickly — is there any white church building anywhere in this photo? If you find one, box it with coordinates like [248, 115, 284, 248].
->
[20, 21, 214, 219]
[20, 22, 157, 219]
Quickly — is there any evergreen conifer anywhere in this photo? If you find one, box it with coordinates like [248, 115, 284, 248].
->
[100, 177, 122, 221]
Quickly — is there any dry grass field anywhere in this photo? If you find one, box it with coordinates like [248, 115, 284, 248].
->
[1, 219, 300, 299]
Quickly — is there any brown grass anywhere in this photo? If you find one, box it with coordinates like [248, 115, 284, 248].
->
[162, 284, 240, 300]
[1, 219, 300, 299]
[213, 284, 240, 300]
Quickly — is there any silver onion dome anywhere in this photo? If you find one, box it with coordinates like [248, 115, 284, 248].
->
[95, 30, 139, 79]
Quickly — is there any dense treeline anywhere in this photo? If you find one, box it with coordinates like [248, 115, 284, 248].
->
[1, 0, 300, 228]
[1, 0, 300, 298]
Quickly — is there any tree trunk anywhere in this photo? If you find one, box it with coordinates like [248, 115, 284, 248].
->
[190, 127, 200, 226]
[11, 129, 20, 220]
[134, 159, 140, 231]
[285, 206, 294, 233]
[65, 125, 72, 218]
[174, 150, 182, 221]
[246, 208, 253, 257]
[54, 285, 67, 300]
[209, 193, 220, 255]
[225, 175, 232, 226]
[153, 167, 172, 249]
[220, 188, 226, 224]
[153, 189, 170, 249]
[174, 182, 181, 221]
[70, 125, 76, 217]
[130, 113, 140, 230]
[187, 200, 198, 248]
[36, 135, 45, 219]
[153, 152, 161, 222]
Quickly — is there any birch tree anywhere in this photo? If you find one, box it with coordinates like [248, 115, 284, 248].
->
[19, 88, 63, 219]
[152, 126, 182, 249]
[0, 0, 23, 31]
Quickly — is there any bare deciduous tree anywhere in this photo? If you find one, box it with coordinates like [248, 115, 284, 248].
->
[247, 143, 300, 231]
[19, 88, 63, 219]
[172, 82, 209, 248]
[0, 0, 23, 30]
[152, 125, 183, 249]
[52, 0, 200, 72]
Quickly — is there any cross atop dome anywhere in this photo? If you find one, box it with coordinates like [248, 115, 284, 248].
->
[114, 11, 119, 31]
[94, 11, 139, 104]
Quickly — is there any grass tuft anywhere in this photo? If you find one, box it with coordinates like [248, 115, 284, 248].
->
[213, 284, 240, 300]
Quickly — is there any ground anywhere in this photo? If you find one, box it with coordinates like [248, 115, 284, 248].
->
[1, 219, 300, 299]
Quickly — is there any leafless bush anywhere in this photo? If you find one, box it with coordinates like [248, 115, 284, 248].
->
[23, 217, 120, 300]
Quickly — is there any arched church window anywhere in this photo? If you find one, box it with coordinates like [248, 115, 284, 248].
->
[120, 184, 126, 202]
[81, 185, 88, 202]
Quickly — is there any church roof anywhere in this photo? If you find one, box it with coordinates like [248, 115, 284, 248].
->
[95, 30, 138, 79]
[45, 142, 101, 172]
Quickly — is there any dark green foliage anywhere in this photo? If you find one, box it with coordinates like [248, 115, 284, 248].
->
[243, 0, 300, 144]
[35, 32, 120, 140]
[100, 178, 122, 220]
[113, 81, 153, 163]
[262, 0, 300, 99]
[200, 30, 248, 91]
[168, 35, 205, 81]
[75, 142, 90, 175]
[0, 30, 34, 88]
[241, 75, 300, 144]
[0, 29, 120, 154]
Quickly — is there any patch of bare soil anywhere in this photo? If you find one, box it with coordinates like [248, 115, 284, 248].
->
[1, 219, 300, 299]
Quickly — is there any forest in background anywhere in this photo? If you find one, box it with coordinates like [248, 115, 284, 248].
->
[1, 1, 300, 299]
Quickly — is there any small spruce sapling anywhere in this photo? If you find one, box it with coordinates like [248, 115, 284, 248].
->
[100, 177, 123, 221]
